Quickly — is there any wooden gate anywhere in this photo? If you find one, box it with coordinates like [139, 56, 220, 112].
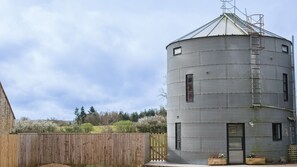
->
[150, 133, 167, 161]
[288, 145, 297, 163]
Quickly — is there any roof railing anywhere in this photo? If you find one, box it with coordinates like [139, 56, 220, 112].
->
[247, 14, 264, 35]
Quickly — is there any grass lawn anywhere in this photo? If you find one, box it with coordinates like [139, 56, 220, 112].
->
[91, 126, 103, 133]
[91, 125, 116, 133]
[60, 125, 122, 133]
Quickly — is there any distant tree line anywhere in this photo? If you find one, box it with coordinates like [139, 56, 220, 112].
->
[74, 106, 167, 126]
[12, 106, 167, 134]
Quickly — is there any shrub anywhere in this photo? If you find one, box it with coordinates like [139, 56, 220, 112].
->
[113, 120, 137, 133]
[80, 123, 94, 133]
[13, 119, 59, 133]
[101, 126, 113, 133]
[136, 115, 166, 133]
[63, 125, 82, 133]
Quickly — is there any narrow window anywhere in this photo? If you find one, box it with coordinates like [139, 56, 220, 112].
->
[283, 73, 288, 101]
[282, 45, 289, 53]
[175, 123, 181, 150]
[173, 47, 182, 56]
[272, 123, 282, 141]
[186, 74, 194, 102]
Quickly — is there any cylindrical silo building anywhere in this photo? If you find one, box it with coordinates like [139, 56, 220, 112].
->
[166, 12, 296, 164]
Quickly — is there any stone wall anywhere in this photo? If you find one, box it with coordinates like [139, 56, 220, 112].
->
[0, 82, 15, 134]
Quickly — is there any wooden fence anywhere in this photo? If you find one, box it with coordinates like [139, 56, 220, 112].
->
[0, 135, 18, 167]
[288, 144, 297, 163]
[150, 133, 167, 161]
[1, 133, 150, 167]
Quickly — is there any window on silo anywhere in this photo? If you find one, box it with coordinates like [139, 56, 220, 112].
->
[282, 45, 289, 53]
[173, 47, 182, 56]
[186, 74, 194, 102]
[272, 123, 282, 141]
[283, 73, 288, 101]
[175, 122, 181, 150]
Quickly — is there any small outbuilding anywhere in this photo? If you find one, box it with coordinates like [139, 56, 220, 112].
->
[0, 82, 15, 134]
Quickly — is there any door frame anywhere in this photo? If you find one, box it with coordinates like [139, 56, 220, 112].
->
[226, 123, 246, 164]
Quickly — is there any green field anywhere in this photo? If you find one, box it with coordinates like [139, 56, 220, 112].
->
[91, 125, 116, 133]
[59, 125, 116, 133]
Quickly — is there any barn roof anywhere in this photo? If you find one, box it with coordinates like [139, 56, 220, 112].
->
[174, 13, 284, 42]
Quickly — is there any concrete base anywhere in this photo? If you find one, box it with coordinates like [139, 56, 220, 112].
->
[145, 161, 297, 167]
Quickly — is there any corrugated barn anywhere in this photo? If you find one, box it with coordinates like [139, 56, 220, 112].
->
[0, 82, 15, 134]
[166, 12, 296, 164]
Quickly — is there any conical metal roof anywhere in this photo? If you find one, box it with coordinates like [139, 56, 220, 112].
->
[174, 13, 284, 42]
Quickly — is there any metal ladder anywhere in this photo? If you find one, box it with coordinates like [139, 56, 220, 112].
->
[250, 34, 263, 106]
[247, 14, 264, 106]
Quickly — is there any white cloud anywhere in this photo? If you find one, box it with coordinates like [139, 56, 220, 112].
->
[0, 0, 296, 120]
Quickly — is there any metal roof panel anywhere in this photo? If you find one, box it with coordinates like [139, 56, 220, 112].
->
[174, 13, 285, 42]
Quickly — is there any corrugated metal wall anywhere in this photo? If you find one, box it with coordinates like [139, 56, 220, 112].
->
[167, 35, 294, 164]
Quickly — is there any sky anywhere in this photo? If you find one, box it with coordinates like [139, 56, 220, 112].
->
[0, 0, 296, 120]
